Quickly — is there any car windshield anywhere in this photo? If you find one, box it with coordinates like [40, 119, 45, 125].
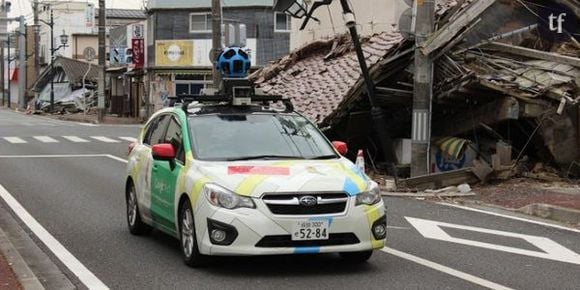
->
[188, 113, 338, 161]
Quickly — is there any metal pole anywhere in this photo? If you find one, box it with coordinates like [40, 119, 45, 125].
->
[411, 0, 434, 177]
[211, 0, 222, 89]
[50, 9, 54, 113]
[18, 16, 25, 110]
[0, 40, 4, 107]
[338, 0, 398, 180]
[7, 35, 10, 108]
[97, 0, 105, 122]
[33, 0, 40, 110]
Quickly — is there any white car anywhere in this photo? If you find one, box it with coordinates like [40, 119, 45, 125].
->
[125, 102, 386, 267]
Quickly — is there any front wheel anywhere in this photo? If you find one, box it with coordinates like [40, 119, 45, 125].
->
[126, 182, 152, 235]
[339, 250, 373, 263]
[179, 199, 208, 267]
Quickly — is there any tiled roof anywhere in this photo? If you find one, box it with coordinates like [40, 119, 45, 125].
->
[96, 9, 147, 19]
[252, 32, 404, 125]
[33, 56, 102, 91]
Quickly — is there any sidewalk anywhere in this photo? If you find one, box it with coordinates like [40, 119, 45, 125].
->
[48, 112, 143, 125]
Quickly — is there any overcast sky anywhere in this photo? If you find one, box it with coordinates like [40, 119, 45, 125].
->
[9, 0, 146, 21]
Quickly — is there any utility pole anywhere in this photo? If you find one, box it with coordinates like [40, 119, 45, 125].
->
[97, 0, 105, 122]
[211, 0, 222, 88]
[411, 0, 434, 177]
[49, 9, 54, 112]
[7, 34, 10, 108]
[33, 0, 40, 103]
[18, 16, 25, 110]
[0, 41, 4, 107]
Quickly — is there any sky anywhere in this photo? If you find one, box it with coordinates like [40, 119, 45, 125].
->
[8, 0, 146, 21]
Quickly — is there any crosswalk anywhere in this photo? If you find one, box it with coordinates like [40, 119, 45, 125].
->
[1, 136, 137, 144]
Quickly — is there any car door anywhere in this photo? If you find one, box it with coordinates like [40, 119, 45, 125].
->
[133, 114, 169, 223]
[150, 115, 185, 235]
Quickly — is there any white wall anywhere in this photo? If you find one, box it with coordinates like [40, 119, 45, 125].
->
[290, 0, 408, 50]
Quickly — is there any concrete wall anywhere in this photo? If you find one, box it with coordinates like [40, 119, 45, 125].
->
[148, 7, 289, 67]
[290, 0, 408, 50]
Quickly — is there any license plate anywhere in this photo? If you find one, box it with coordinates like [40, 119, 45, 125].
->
[292, 220, 329, 241]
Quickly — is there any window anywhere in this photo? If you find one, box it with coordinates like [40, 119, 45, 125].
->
[274, 12, 291, 32]
[175, 74, 212, 96]
[190, 13, 212, 33]
[164, 117, 185, 163]
[144, 115, 170, 146]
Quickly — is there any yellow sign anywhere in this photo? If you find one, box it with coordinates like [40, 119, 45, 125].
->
[155, 40, 194, 67]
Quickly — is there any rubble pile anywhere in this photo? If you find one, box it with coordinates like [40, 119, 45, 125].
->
[253, 0, 580, 189]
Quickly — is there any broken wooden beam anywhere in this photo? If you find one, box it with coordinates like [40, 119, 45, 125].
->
[398, 168, 479, 191]
[420, 0, 496, 56]
[482, 42, 580, 68]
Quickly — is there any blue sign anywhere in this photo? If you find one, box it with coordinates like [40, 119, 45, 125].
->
[435, 150, 466, 172]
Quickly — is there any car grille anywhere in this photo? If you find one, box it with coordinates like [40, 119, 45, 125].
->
[255, 233, 360, 248]
[262, 192, 348, 215]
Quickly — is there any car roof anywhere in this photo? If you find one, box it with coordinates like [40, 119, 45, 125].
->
[184, 103, 299, 117]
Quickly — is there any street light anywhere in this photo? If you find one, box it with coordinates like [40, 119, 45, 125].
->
[36, 9, 69, 113]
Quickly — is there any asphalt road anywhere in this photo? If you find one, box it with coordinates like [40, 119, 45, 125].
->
[1, 109, 580, 289]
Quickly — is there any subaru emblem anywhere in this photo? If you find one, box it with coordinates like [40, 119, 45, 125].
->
[299, 195, 317, 206]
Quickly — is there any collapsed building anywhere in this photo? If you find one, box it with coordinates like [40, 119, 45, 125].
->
[252, 0, 580, 186]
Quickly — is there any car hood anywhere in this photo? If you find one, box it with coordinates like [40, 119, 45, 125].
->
[194, 158, 370, 198]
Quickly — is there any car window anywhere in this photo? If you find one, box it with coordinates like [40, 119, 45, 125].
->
[164, 117, 185, 163]
[144, 114, 170, 146]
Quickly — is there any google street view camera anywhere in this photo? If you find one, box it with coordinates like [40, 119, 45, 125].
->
[217, 47, 251, 78]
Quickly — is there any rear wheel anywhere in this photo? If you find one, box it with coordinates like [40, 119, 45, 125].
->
[179, 199, 208, 267]
[339, 250, 373, 263]
[126, 182, 152, 235]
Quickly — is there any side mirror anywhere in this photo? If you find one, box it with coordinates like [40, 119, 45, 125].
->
[332, 141, 348, 156]
[152, 144, 176, 161]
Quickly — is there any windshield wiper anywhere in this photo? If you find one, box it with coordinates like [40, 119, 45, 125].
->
[227, 155, 304, 161]
[308, 155, 338, 160]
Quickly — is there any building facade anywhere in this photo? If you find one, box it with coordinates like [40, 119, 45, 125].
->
[146, 0, 291, 112]
[289, 0, 408, 50]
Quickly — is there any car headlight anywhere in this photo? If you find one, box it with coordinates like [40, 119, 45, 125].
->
[203, 183, 255, 209]
[355, 181, 382, 206]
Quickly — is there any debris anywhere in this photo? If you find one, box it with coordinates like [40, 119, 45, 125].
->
[356, 149, 365, 172]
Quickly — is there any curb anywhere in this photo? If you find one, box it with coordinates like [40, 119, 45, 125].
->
[0, 227, 44, 290]
[382, 191, 476, 198]
[518, 203, 580, 226]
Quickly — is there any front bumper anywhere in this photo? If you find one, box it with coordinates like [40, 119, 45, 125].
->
[193, 197, 386, 256]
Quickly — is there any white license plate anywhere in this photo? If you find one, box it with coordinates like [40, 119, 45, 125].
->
[292, 220, 329, 241]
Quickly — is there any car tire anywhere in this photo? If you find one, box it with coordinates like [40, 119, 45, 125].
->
[179, 199, 208, 267]
[126, 182, 152, 235]
[339, 250, 373, 263]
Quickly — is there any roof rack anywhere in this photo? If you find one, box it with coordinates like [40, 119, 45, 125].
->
[168, 78, 294, 113]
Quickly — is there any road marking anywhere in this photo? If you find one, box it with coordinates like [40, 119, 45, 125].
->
[406, 217, 580, 265]
[0, 154, 111, 159]
[63, 136, 90, 143]
[78, 123, 99, 127]
[33, 136, 59, 143]
[118, 137, 137, 142]
[0, 184, 109, 289]
[105, 154, 128, 163]
[3, 137, 27, 144]
[440, 203, 580, 234]
[90, 136, 120, 143]
[382, 247, 513, 290]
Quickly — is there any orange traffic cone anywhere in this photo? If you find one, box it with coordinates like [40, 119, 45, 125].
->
[355, 149, 365, 172]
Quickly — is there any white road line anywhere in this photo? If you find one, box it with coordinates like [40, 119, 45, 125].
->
[118, 137, 137, 142]
[3, 137, 27, 144]
[382, 247, 513, 290]
[0, 184, 109, 289]
[78, 123, 99, 127]
[62, 136, 90, 143]
[440, 203, 580, 234]
[105, 154, 128, 163]
[0, 154, 110, 159]
[33, 136, 59, 143]
[90, 136, 120, 143]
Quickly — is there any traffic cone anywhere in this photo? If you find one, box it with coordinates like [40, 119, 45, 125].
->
[355, 149, 365, 172]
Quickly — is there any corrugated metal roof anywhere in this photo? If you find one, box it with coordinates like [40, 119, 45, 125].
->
[147, 0, 273, 9]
